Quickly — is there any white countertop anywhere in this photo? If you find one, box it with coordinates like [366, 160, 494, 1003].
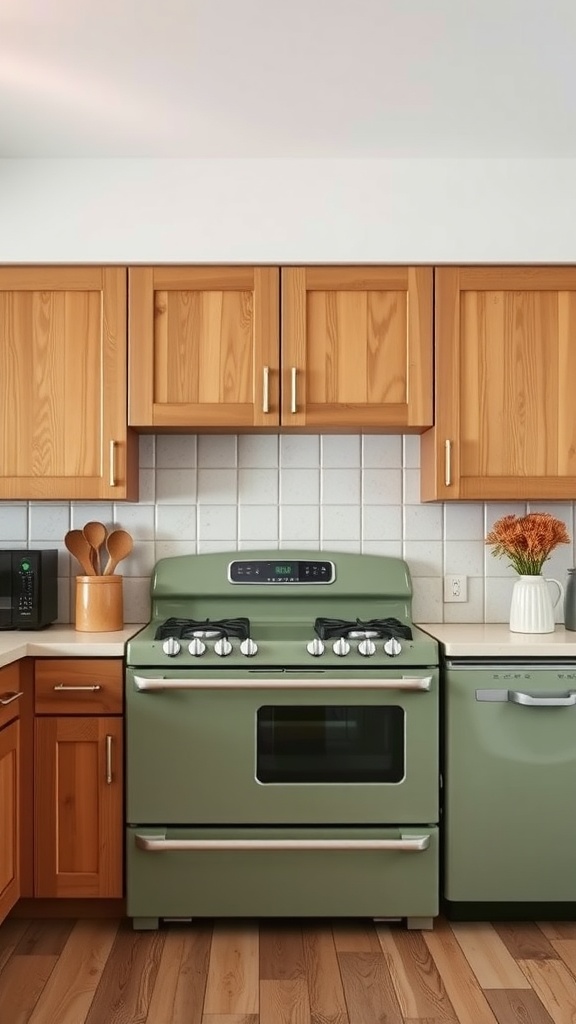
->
[418, 622, 576, 657]
[0, 625, 144, 669]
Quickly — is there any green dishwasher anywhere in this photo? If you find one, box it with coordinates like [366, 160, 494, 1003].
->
[444, 658, 576, 918]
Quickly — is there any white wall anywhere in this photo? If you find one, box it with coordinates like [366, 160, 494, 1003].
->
[1, 158, 576, 263]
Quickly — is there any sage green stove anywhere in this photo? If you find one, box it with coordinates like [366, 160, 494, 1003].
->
[126, 550, 439, 929]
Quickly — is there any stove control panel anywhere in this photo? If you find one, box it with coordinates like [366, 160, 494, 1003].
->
[229, 559, 335, 584]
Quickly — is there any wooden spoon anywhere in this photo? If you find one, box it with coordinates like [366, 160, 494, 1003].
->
[64, 529, 96, 576]
[103, 529, 133, 576]
[82, 521, 107, 575]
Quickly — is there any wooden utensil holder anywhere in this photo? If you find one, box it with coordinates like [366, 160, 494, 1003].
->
[75, 575, 124, 632]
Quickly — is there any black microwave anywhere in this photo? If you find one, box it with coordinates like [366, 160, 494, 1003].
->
[0, 549, 58, 629]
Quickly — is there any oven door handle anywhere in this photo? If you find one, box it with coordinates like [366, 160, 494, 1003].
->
[133, 675, 432, 692]
[135, 834, 430, 852]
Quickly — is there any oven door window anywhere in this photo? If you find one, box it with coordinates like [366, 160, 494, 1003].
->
[256, 705, 404, 783]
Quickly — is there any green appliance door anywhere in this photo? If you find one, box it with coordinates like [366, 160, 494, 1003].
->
[444, 661, 576, 903]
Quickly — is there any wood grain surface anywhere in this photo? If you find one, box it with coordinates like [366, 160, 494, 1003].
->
[1, 916, 575, 1023]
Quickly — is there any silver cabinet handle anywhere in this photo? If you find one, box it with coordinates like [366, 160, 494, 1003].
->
[0, 691, 23, 705]
[135, 834, 430, 852]
[105, 734, 113, 784]
[444, 439, 452, 486]
[510, 689, 576, 707]
[262, 366, 270, 414]
[134, 675, 432, 692]
[109, 440, 116, 487]
[290, 366, 297, 414]
[54, 684, 102, 692]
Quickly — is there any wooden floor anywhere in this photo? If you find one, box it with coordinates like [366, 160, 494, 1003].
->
[1, 916, 575, 1023]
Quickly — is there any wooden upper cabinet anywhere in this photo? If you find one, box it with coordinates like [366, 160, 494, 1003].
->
[421, 267, 576, 500]
[128, 265, 433, 432]
[0, 267, 138, 500]
[281, 267, 433, 430]
[129, 267, 281, 428]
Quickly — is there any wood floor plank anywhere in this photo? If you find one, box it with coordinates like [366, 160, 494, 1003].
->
[0, 954, 57, 1024]
[260, 978, 311, 1023]
[539, 924, 576, 941]
[302, 924, 348, 1024]
[27, 919, 119, 1024]
[203, 921, 259, 1016]
[138, 923, 212, 1024]
[260, 920, 305, 980]
[0, 918, 30, 972]
[550, 941, 576, 979]
[338, 951, 403, 1024]
[423, 920, 500, 1024]
[451, 922, 531, 989]
[484, 988, 556, 1024]
[376, 925, 458, 1021]
[493, 924, 560, 962]
[13, 918, 75, 956]
[202, 1017, 258, 1023]
[332, 919, 381, 953]
[518, 958, 576, 1024]
[83, 920, 165, 1024]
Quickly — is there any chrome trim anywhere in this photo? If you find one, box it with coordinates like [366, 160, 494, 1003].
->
[109, 440, 116, 487]
[105, 734, 113, 784]
[0, 691, 23, 705]
[135, 834, 430, 852]
[262, 366, 270, 414]
[476, 688, 576, 706]
[444, 439, 452, 486]
[133, 674, 432, 692]
[290, 366, 297, 413]
[54, 684, 102, 692]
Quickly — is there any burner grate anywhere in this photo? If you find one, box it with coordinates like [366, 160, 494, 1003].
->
[314, 617, 413, 641]
[155, 617, 251, 641]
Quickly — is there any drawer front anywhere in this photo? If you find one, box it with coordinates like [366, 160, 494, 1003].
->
[35, 659, 123, 714]
[127, 826, 439, 919]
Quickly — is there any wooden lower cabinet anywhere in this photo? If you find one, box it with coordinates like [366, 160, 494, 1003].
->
[0, 716, 20, 923]
[34, 716, 123, 897]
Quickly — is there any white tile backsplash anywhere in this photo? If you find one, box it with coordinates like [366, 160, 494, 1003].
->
[5, 432, 576, 624]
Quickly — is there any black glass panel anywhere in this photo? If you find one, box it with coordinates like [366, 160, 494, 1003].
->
[256, 705, 404, 783]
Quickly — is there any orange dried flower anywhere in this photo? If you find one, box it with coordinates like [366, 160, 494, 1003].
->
[485, 513, 570, 575]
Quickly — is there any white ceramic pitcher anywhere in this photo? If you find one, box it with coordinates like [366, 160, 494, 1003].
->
[509, 574, 564, 633]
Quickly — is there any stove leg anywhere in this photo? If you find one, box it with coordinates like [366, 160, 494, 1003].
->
[406, 916, 434, 930]
[132, 917, 160, 931]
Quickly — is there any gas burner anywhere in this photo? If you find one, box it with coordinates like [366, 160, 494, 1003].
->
[155, 617, 251, 642]
[314, 617, 413, 641]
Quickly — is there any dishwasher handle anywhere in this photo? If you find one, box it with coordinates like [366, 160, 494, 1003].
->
[476, 688, 576, 707]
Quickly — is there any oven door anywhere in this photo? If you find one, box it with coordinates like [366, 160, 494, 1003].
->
[126, 668, 438, 825]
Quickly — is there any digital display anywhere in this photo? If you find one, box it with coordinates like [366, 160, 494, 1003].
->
[229, 559, 335, 584]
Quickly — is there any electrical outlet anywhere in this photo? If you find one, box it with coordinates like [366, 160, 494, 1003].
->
[444, 574, 468, 602]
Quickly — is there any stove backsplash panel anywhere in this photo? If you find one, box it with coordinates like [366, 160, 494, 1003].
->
[1, 434, 574, 626]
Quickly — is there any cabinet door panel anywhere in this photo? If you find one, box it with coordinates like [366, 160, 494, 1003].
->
[0, 719, 19, 924]
[421, 266, 576, 500]
[35, 717, 123, 897]
[129, 266, 280, 427]
[0, 267, 137, 500]
[281, 266, 433, 430]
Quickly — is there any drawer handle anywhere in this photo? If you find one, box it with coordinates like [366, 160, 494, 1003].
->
[262, 366, 270, 414]
[444, 439, 452, 487]
[135, 834, 430, 852]
[0, 691, 23, 705]
[290, 366, 297, 414]
[510, 689, 576, 707]
[53, 684, 102, 692]
[106, 734, 113, 784]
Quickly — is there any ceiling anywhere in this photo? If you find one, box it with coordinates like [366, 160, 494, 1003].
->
[2, 0, 575, 158]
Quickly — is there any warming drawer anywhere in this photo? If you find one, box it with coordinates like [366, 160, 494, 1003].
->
[126, 825, 439, 924]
